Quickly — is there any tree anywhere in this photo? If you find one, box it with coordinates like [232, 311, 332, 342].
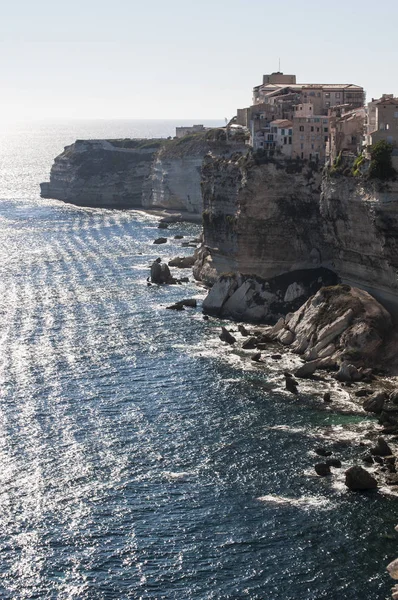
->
[368, 140, 396, 180]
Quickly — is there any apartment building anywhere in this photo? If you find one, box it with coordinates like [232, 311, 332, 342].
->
[292, 104, 330, 161]
[366, 95, 398, 147]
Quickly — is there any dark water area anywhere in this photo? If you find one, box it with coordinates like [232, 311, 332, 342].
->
[0, 120, 396, 599]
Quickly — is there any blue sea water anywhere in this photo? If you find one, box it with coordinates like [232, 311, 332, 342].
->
[0, 119, 397, 599]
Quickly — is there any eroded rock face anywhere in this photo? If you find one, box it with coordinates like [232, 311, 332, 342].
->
[202, 268, 338, 322]
[194, 152, 398, 317]
[40, 139, 158, 208]
[41, 135, 247, 213]
[274, 285, 391, 367]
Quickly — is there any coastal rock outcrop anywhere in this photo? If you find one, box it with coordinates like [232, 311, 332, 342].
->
[194, 151, 398, 317]
[202, 268, 337, 322]
[41, 133, 246, 213]
[345, 465, 378, 491]
[40, 139, 160, 209]
[273, 285, 391, 368]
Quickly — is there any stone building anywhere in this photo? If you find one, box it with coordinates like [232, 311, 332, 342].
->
[366, 95, 398, 147]
[175, 124, 205, 139]
[292, 104, 330, 161]
[327, 106, 366, 162]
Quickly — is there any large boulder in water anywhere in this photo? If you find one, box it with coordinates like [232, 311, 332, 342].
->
[150, 259, 175, 284]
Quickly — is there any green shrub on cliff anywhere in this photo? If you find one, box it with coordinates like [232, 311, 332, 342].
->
[368, 140, 396, 180]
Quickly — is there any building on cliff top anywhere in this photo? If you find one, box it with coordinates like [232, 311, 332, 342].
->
[326, 106, 366, 162]
[175, 124, 205, 138]
[238, 71, 365, 156]
[366, 94, 398, 149]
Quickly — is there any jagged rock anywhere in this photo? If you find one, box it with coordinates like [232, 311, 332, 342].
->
[271, 354, 282, 360]
[168, 256, 195, 268]
[315, 447, 332, 457]
[315, 463, 331, 476]
[166, 298, 197, 310]
[150, 260, 175, 284]
[345, 465, 377, 491]
[251, 353, 261, 362]
[242, 337, 257, 350]
[174, 235, 184, 239]
[279, 329, 295, 346]
[284, 282, 307, 303]
[238, 324, 250, 336]
[386, 474, 398, 486]
[370, 437, 392, 457]
[285, 375, 298, 394]
[323, 392, 332, 403]
[202, 275, 239, 316]
[335, 362, 361, 383]
[203, 315, 209, 320]
[373, 455, 384, 464]
[362, 454, 373, 464]
[391, 391, 398, 404]
[219, 327, 236, 345]
[325, 458, 342, 468]
[294, 359, 323, 378]
[154, 237, 167, 244]
[363, 391, 387, 414]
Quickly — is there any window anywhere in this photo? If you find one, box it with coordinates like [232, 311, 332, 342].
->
[324, 136, 328, 142]
[301, 152, 304, 159]
[335, 92, 340, 98]
[311, 126, 314, 132]
[309, 91, 315, 97]
[267, 134, 274, 141]
[325, 93, 330, 98]
[284, 137, 287, 144]
[386, 124, 390, 130]
[300, 143, 304, 149]
[299, 126, 304, 131]
[394, 112, 398, 118]
[289, 137, 292, 144]
[289, 129, 292, 135]
[281, 129, 285, 135]
[316, 127, 320, 132]
[311, 144, 314, 149]
[324, 127, 328, 133]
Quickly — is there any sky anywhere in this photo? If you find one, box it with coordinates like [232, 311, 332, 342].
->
[2, 0, 398, 122]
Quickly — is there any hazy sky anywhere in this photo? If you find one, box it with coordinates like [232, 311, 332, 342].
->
[2, 0, 398, 121]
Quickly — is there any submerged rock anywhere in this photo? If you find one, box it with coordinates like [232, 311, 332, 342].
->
[154, 237, 167, 244]
[168, 256, 195, 268]
[345, 465, 378, 491]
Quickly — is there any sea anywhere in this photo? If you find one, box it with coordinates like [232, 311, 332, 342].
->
[0, 119, 397, 599]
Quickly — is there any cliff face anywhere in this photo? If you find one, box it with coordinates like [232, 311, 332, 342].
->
[40, 140, 159, 209]
[41, 134, 246, 213]
[195, 155, 327, 284]
[320, 176, 398, 316]
[195, 153, 398, 317]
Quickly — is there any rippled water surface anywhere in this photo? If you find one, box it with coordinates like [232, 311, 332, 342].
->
[0, 120, 397, 599]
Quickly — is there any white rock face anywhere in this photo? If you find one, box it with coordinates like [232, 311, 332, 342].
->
[284, 282, 306, 303]
[142, 156, 203, 213]
[275, 285, 391, 367]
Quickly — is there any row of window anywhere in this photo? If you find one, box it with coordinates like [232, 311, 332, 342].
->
[299, 126, 328, 133]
